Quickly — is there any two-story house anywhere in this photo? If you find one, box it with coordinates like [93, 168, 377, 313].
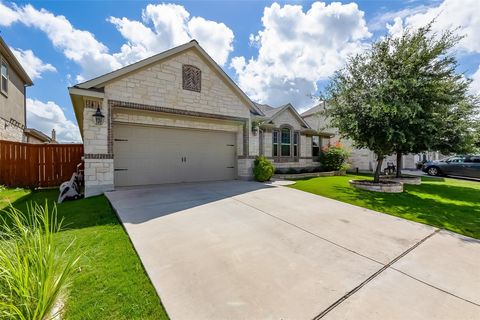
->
[0, 36, 33, 142]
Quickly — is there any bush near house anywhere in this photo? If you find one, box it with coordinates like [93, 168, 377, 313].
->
[253, 156, 275, 182]
[320, 142, 349, 171]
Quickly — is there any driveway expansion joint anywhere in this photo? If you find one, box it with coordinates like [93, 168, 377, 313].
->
[311, 228, 441, 319]
[390, 267, 480, 307]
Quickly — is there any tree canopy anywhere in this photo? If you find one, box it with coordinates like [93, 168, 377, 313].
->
[325, 22, 479, 182]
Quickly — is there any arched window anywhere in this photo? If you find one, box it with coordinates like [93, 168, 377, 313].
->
[281, 127, 291, 156]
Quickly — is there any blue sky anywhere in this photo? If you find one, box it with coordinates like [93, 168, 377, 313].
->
[1, 0, 479, 142]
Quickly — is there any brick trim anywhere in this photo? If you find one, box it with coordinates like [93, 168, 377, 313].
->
[84, 153, 114, 159]
[109, 100, 248, 123]
[107, 101, 113, 154]
[243, 122, 249, 157]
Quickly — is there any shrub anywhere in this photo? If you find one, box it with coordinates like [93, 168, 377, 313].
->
[253, 156, 275, 182]
[0, 202, 80, 320]
[320, 143, 350, 171]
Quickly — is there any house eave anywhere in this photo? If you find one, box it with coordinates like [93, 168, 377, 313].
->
[68, 87, 105, 139]
[0, 36, 33, 86]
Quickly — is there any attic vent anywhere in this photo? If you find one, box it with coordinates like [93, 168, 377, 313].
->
[182, 65, 201, 92]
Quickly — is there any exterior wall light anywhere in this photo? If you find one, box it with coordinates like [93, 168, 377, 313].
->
[93, 107, 105, 125]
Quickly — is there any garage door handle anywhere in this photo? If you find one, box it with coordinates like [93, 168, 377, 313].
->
[114, 168, 128, 171]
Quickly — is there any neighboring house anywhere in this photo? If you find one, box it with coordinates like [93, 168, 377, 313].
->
[23, 128, 56, 144]
[0, 36, 33, 142]
[70, 41, 331, 197]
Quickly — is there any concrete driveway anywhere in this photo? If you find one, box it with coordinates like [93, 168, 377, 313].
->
[105, 180, 480, 320]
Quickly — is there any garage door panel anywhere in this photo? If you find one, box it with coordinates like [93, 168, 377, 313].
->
[113, 124, 236, 187]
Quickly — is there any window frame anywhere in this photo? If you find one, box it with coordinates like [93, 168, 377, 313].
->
[1, 57, 8, 96]
[293, 131, 299, 157]
[280, 127, 291, 157]
[447, 156, 465, 163]
[272, 130, 279, 157]
[312, 135, 320, 157]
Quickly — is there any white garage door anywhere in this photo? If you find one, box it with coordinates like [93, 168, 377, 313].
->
[113, 124, 236, 187]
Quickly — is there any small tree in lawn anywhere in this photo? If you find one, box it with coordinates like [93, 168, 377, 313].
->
[325, 22, 479, 182]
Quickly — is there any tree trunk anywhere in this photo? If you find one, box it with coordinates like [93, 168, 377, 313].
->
[396, 151, 402, 178]
[373, 156, 384, 183]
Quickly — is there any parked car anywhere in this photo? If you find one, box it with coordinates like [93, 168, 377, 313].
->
[422, 155, 480, 178]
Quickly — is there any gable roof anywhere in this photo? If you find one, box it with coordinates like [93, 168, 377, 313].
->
[24, 128, 52, 143]
[0, 36, 33, 86]
[254, 102, 274, 113]
[74, 40, 263, 115]
[260, 103, 311, 128]
[301, 101, 326, 118]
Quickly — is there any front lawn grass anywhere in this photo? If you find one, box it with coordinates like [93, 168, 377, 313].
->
[0, 187, 169, 320]
[289, 174, 480, 239]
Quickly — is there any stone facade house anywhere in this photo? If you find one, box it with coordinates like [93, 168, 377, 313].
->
[0, 36, 33, 141]
[70, 41, 333, 197]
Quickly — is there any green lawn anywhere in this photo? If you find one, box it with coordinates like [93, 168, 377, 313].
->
[289, 174, 480, 239]
[0, 187, 169, 320]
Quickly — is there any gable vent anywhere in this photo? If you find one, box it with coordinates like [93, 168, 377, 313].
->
[182, 65, 201, 93]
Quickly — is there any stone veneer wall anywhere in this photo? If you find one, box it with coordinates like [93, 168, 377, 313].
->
[83, 99, 114, 197]
[237, 121, 256, 179]
[0, 117, 24, 142]
[271, 109, 304, 130]
[104, 49, 250, 120]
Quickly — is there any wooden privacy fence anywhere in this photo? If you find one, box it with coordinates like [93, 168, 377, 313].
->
[0, 140, 84, 188]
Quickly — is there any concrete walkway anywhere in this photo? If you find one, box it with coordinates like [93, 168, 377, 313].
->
[105, 181, 480, 320]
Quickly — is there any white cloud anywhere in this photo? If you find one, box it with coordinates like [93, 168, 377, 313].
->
[1, 2, 234, 81]
[17, 4, 122, 82]
[0, 2, 18, 25]
[10, 47, 56, 80]
[369, 5, 429, 31]
[383, 0, 480, 53]
[26, 98, 81, 143]
[109, 3, 234, 66]
[231, 2, 371, 108]
[188, 17, 233, 65]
